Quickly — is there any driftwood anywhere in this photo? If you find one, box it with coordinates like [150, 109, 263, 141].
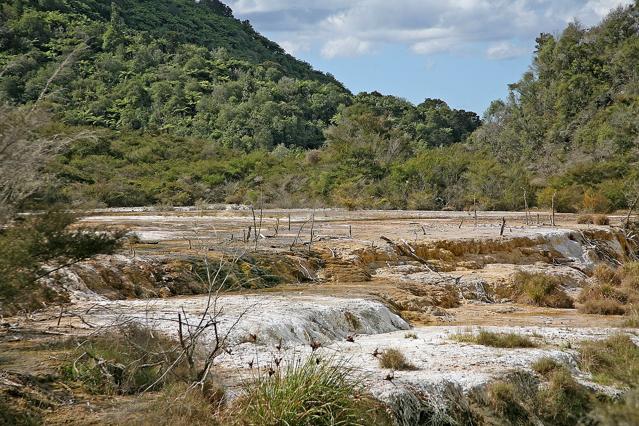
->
[380, 236, 440, 275]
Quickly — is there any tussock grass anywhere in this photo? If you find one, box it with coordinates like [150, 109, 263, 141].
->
[230, 358, 391, 426]
[379, 348, 417, 370]
[577, 214, 610, 225]
[531, 357, 563, 376]
[453, 330, 537, 348]
[404, 331, 418, 339]
[511, 271, 574, 308]
[578, 334, 639, 387]
[469, 368, 592, 426]
[579, 263, 639, 316]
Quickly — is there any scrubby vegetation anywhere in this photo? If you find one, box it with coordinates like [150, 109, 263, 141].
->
[378, 348, 417, 370]
[579, 263, 639, 316]
[1, 0, 638, 210]
[452, 330, 538, 348]
[0, 210, 124, 315]
[510, 271, 574, 308]
[63, 324, 189, 394]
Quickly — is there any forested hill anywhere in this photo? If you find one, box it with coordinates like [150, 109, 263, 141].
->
[470, 2, 639, 212]
[1, 0, 637, 213]
[0, 0, 350, 149]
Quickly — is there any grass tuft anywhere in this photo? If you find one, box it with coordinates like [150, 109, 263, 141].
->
[578, 334, 639, 387]
[379, 348, 417, 370]
[579, 262, 639, 316]
[511, 271, 574, 308]
[531, 357, 563, 376]
[453, 330, 537, 348]
[577, 214, 610, 225]
[231, 358, 391, 425]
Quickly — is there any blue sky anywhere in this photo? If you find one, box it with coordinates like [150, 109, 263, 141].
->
[227, 0, 633, 115]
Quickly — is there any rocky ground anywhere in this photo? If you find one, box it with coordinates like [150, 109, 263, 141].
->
[2, 207, 637, 424]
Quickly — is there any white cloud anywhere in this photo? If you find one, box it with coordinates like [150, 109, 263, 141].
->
[486, 42, 529, 60]
[321, 37, 372, 58]
[226, 0, 634, 60]
[278, 40, 310, 56]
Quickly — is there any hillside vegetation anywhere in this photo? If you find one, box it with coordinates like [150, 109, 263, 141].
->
[1, 0, 638, 211]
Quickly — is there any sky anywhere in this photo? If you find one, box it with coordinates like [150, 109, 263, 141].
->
[226, 0, 634, 115]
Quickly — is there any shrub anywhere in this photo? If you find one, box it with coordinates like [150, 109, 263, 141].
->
[404, 332, 418, 339]
[0, 210, 124, 315]
[511, 272, 574, 308]
[453, 330, 537, 348]
[64, 324, 188, 395]
[379, 348, 417, 370]
[231, 358, 390, 426]
[578, 335, 639, 387]
[484, 381, 530, 423]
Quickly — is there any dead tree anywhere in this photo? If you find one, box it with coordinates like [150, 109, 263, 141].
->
[625, 194, 639, 230]
[523, 189, 530, 226]
[551, 191, 557, 227]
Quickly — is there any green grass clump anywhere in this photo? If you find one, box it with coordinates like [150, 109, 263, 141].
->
[531, 357, 563, 376]
[63, 324, 187, 395]
[378, 348, 417, 371]
[578, 334, 639, 387]
[511, 271, 574, 308]
[231, 358, 391, 426]
[453, 330, 537, 348]
[535, 367, 592, 426]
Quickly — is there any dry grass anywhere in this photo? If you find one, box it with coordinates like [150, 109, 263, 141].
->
[62, 324, 188, 395]
[453, 330, 537, 348]
[577, 214, 610, 225]
[378, 348, 417, 370]
[578, 263, 639, 316]
[511, 271, 574, 308]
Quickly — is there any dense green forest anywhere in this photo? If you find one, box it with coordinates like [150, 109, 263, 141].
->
[1, 0, 638, 212]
